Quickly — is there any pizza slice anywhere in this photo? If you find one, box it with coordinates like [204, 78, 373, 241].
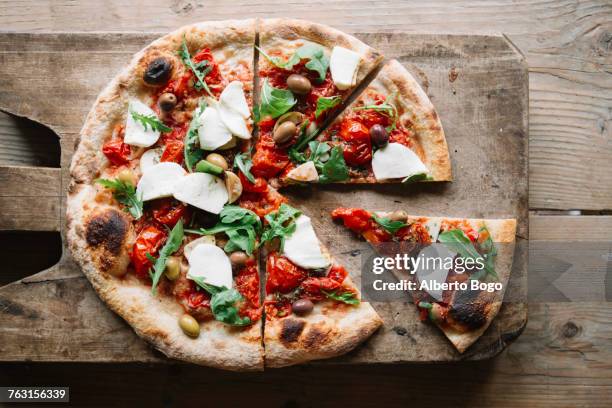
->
[331, 207, 516, 353]
[250, 18, 384, 184]
[277, 59, 451, 186]
[260, 203, 382, 367]
[68, 21, 271, 371]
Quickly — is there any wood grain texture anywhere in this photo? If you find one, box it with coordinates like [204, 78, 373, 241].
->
[0, 0, 609, 210]
[0, 32, 528, 363]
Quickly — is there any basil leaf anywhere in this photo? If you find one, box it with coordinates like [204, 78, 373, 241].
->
[307, 141, 331, 170]
[130, 110, 172, 133]
[189, 205, 261, 255]
[318, 146, 349, 184]
[258, 44, 329, 82]
[260, 204, 302, 250]
[288, 148, 307, 164]
[315, 95, 342, 119]
[257, 79, 296, 121]
[233, 153, 256, 183]
[184, 101, 207, 172]
[371, 214, 407, 235]
[402, 173, 433, 184]
[322, 290, 360, 305]
[177, 36, 214, 97]
[191, 278, 251, 326]
[438, 229, 499, 281]
[148, 220, 184, 295]
[95, 178, 143, 219]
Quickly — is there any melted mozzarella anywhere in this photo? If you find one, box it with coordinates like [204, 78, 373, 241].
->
[219, 81, 250, 119]
[183, 236, 216, 260]
[187, 243, 233, 289]
[372, 143, 429, 180]
[136, 162, 186, 202]
[139, 147, 163, 173]
[423, 218, 442, 242]
[414, 244, 456, 301]
[283, 215, 331, 269]
[124, 100, 162, 147]
[329, 46, 361, 90]
[218, 102, 251, 139]
[286, 161, 319, 182]
[173, 172, 228, 214]
[198, 107, 233, 151]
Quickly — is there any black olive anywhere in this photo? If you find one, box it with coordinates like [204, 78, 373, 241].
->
[370, 124, 389, 147]
[291, 299, 314, 316]
[144, 57, 172, 85]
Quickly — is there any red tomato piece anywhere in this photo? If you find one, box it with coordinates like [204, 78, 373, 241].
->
[338, 119, 372, 167]
[300, 277, 342, 298]
[130, 225, 166, 278]
[264, 299, 292, 320]
[331, 207, 373, 233]
[238, 171, 268, 193]
[239, 189, 287, 218]
[151, 198, 188, 227]
[235, 261, 260, 308]
[327, 265, 348, 283]
[102, 140, 131, 166]
[266, 253, 307, 294]
[160, 139, 184, 164]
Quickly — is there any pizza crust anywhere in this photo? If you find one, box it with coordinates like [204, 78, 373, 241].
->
[264, 301, 382, 368]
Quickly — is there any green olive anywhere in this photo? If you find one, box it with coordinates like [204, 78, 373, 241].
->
[224, 171, 242, 204]
[158, 93, 177, 112]
[286, 74, 311, 95]
[273, 121, 297, 145]
[179, 314, 200, 338]
[117, 168, 136, 186]
[229, 251, 249, 266]
[164, 256, 180, 281]
[206, 153, 229, 171]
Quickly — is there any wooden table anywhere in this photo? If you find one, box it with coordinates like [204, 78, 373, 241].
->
[0, 1, 610, 406]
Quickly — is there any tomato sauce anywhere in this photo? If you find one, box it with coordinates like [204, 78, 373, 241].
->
[130, 225, 167, 278]
[235, 260, 262, 322]
[238, 187, 287, 218]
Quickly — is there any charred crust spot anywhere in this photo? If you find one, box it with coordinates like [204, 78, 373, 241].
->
[303, 325, 331, 349]
[86, 209, 128, 255]
[449, 290, 488, 330]
[280, 318, 305, 344]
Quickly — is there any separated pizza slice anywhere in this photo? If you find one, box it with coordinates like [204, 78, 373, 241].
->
[260, 203, 382, 367]
[279, 59, 451, 185]
[331, 207, 515, 353]
[251, 18, 383, 184]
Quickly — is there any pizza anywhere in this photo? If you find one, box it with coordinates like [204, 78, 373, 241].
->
[331, 208, 516, 352]
[66, 18, 510, 370]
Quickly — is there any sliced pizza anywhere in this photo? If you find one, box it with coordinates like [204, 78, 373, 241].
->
[331, 207, 516, 353]
[261, 203, 382, 367]
[68, 20, 269, 371]
[278, 59, 451, 185]
[250, 18, 384, 185]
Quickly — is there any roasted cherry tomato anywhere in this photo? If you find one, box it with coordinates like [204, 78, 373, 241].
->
[239, 189, 286, 218]
[151, 198, 188, 227]
[264, 299, 292, 320]
[235, 260, 260, 308]
[251, 134, 291, 179]
[130, 225, 166, 278]
[266, 253, 307, 294]
[102, 140, 131, 166]
[300, 277, 342, 298]
[338, 119, 372, 167]
[331, 207, 391, 243]
[239, 171, 268, 193]
[160, 139, 184, 164]
[327, 265, 348, 283]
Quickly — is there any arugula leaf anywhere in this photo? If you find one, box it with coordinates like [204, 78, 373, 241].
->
[130, 110, 172, 133]
[187, 205, 261, 255]
[318, 145, 349, 183]
[288, 148, 307, 164]
[148, 220, 184, 295]
[233, 153, 256, 183]
[177, 36, 214, 97]
[402, 173, 433, 184]
[258, 44, 330, 82]
[322, 290, 360, 305]
[354, 98, 399, 132]
[315, 96, 341, 119]
[257, 79, 296, 121]
[438, 228, 499, 281]
[184, 100, 207, 172]
[260, 204, 302, 250]
[190, 277, 251, 326]
[371, 214, 407, 235]
[477, 226, 498, 279]
[95, 178, 143, 219]
[306, 141, 331, 170]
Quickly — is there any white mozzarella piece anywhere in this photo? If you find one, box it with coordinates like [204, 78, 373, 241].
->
[283, 215, 331, 269]
[217, 136, 237, 150]
[219, 81, 250, 119]
[218, 103, 251, 139]
[136, 162, 186, 202]
[198, 107, 233, 151]
[329, 46, 361, 90]
[414, 244, 457, 301]
[173, 172, 228, 214]
[372, 143, 429, 180]
[187, 244, 233, 289]
[139, 147, 163, 173]
[423, 218, 442, 242]
[124, 100, 162, 147]
[286, 161, 319, 183]
[183, 236, 216, 261]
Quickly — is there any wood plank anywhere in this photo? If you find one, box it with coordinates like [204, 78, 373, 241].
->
[1, 0, 608, 210]
[531, 215, 612, 241]
[0, 165, 61, 231]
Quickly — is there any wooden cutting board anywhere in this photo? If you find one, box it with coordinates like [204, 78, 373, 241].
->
[0, 31, 528, 364]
